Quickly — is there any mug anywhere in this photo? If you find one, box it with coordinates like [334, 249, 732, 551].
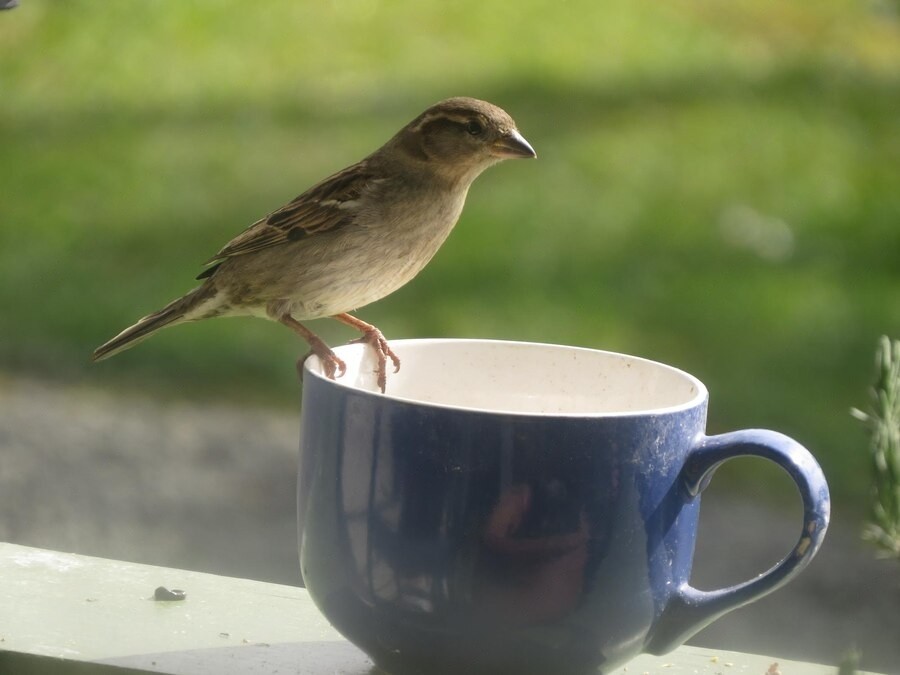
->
[297, 339, 829, 675]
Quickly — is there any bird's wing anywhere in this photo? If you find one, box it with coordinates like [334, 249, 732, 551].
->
[196, 161, 377, 278]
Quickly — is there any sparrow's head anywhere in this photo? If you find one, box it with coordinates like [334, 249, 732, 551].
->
[392, 97, 536, 182]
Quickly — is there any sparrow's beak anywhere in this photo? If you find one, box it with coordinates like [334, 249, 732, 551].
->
[491, 129, 537, 159]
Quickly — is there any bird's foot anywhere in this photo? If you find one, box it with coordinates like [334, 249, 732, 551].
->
[350, 327, 400, 393]
[295, 346, 346, 382]
[273, 311, 346, 383]
[331, 313, 400, 393]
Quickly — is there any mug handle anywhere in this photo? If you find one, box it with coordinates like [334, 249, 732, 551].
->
[646, 429, 831, 655]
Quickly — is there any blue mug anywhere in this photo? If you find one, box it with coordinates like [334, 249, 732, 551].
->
[298, 339, 829, 675]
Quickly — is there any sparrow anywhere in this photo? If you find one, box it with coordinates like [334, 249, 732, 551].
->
[92, 97, 536, 392]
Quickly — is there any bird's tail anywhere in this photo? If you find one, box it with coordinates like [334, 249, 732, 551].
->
[92, 285, 214, 362]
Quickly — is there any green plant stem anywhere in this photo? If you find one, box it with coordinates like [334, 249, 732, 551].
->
[852, 336, 900, 559]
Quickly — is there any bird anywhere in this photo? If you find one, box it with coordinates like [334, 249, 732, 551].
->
[92, 97, 536, 392]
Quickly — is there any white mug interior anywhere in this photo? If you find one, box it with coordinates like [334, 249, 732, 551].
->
[305, 339, 706, 417]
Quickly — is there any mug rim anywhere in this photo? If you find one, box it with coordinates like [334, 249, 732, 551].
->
[303, 338, 708, 418]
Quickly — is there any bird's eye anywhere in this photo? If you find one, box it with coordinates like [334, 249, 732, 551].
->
[465, 120, 483, 136]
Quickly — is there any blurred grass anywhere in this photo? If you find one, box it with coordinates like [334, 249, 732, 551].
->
[1, 0, 899, 503]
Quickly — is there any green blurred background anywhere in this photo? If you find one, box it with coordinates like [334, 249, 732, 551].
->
[2, 0, 899, 508]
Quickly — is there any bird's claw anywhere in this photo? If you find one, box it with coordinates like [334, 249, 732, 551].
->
[350, 328, 400, 393]
[296, 349, 347, 382]
[321, 352, 348, 380]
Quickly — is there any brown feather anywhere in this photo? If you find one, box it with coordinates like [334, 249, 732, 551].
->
[92, 284, 216, 361]
[197, 161, 379, 273]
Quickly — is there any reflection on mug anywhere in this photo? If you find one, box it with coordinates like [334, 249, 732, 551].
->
[478, 483, 589, 623]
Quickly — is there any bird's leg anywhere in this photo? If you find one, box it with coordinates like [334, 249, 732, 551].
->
[275, 313, 346, 381]
[332, 313, 400, 393]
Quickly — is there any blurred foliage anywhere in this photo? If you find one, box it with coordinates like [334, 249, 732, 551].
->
[1, 0, 899, 503]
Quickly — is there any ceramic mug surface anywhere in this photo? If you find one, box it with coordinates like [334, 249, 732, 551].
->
[298, 339, 830, 675]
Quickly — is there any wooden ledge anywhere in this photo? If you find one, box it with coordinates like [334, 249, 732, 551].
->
[0, 543, 879, 674]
